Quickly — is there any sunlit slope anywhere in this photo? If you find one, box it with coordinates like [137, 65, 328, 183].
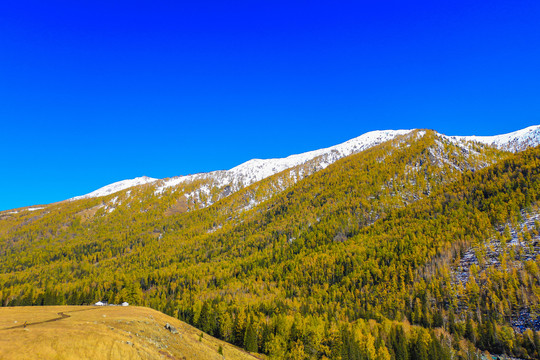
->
[0, 306, 259, 360]
[0, 131, 506, 308]
[5, 130, 538, 358]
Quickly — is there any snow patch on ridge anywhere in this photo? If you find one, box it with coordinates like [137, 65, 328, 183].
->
[71, 176, 158, 200]
[443, 125, 540, 152]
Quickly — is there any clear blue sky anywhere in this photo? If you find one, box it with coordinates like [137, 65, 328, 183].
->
[1, 1, 540, 210]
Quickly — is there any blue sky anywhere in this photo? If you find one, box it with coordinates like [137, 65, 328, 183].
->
[1, 1, 540, 210]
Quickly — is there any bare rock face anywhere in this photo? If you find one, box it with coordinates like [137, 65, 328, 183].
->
[164, 323, 178, 334]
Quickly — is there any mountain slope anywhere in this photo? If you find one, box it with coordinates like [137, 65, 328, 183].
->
[0, 130, 505, 277]
[0, 129, 516, 358]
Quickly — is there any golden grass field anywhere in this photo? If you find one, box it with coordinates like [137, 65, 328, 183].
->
[0, 306, 261, 360]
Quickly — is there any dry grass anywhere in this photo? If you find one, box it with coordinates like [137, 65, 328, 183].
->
[164, 196, 189, 217]
[0, 306, 260, 360]
[76, 204, 104, 223]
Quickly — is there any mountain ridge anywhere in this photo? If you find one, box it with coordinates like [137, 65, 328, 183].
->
[69, 129, 414, 202]
[68, 125, 540, 203]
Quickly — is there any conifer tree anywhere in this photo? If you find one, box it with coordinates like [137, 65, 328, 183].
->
[390, 325, 408, 360]
[234, 308, 246, 346]
[244, 318, 258, 353]
[198, 301, 214, 335]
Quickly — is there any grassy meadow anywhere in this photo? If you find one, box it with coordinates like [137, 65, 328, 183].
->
[0, 306, 261, 360]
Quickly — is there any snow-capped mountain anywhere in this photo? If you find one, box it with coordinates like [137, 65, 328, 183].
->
[152, 129, 414, 194]
[72, 129, 413, 200]
[71, 125, 540, 201]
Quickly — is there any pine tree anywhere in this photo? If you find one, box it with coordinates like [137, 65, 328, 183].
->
[410, 330, 429, 360]
[244, 318, 258, 353]
[219, 312, 234, 342]
[234, 308, 246, 346]
[288, 340, 306, 360]
[390, 324, 408, 360]
[198, 301, 214, 335]
[465, 316, 475, 343]
[262, 325, 273, 355]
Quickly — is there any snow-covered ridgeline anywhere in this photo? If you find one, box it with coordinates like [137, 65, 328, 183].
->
[226, 129, 414, 183]
[70, 125, 540, 201]
[70, 130, 412, 200]
[71, 176, 158, 200]
[153, 129, 414, 194]
[444, 125, 540, 152]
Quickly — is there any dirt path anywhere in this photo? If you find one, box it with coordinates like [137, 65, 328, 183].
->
[1, 307, 98, 330]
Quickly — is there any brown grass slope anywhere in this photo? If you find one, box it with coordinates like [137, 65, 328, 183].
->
[0, 306, 260, 360]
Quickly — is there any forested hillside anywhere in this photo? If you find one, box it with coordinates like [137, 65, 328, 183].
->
[2, 130, 540, 359]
